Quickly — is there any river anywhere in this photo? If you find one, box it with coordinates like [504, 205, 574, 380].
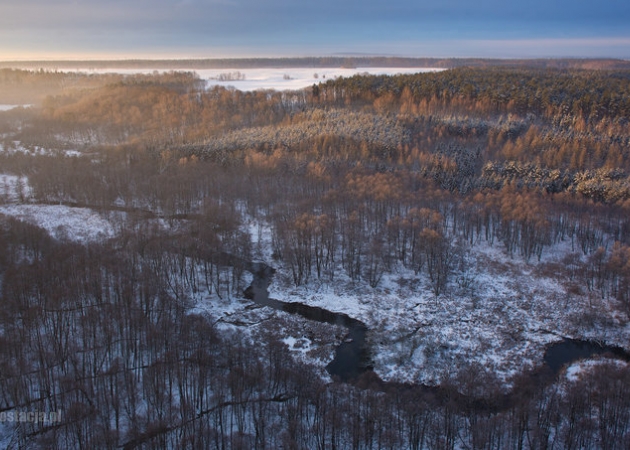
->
[244, 260, 630, 386]
[244, 262, 371, 381]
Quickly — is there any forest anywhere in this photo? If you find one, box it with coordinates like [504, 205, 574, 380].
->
[3, 56, 630, 71]
[1, 64, 630, 448]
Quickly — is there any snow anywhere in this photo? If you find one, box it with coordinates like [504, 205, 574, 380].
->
[58, 67, 443, 91]
[253, 212, 630, 388]
[563, 358, 630, 382]
[0, 104, 30, 111]
[1, 178, 627, 389]
[0, 141, 82, 157]
[200, 67, 442, 91]
[189, 282, 344, 378]
[1, 172, 116, 243]
[0, 203, 116, 243]
[63, 150, 83, 157]
[0, 174, 33, 202]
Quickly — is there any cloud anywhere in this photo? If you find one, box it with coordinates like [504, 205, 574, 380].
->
[1, 0, 629, 59]
[4, 1, 628, 29]
[466, 37, 630, 57]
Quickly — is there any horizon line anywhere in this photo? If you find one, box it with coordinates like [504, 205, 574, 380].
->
[2, 55, 629, 64]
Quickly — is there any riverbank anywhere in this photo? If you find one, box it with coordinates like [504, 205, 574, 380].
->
[252, 216, 630, 390]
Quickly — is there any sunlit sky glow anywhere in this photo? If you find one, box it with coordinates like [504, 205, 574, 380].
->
[1, 0, 629, 60]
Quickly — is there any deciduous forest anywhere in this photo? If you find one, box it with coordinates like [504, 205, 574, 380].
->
[1, 63, 629, 448]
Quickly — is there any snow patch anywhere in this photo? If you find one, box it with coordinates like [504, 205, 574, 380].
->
[0, 104, 30, 111]
[563, 358, 630, 384]
[265, 234, 630, 388]
[0, 204, 116, 243]
[64, 67, 444, 92]
[0, 174, 33, 202]
[0, 141, 82, 157]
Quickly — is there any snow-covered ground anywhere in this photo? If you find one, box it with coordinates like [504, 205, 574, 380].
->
[563, 357, 630, 383]
[0, 104, 31, 111]
[0, 141, 82, 157]
[0, 174, 32, 202]
[55, 67, 443, 91]
[0, 203, 117, 243]
[0, 173, 342, 374]
[191, 288, 345, 378]
[0, 173, 117, 243]
[246, 216, 630, 389]
[2, 173, 628, 389]
[200, 67, 441, 91]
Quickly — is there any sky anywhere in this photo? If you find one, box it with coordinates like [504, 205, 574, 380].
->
[1, 0, 630, 60]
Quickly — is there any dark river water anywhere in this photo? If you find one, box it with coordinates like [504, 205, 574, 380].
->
[544, 339, 630, 374]
[244, 262, 371, 381]
[245, 261, 630, 384]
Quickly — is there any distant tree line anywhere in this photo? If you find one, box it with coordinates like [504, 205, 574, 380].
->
[3, 57, 630, 71]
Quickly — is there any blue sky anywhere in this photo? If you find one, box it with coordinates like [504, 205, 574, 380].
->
[1, 0, 629, 60]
